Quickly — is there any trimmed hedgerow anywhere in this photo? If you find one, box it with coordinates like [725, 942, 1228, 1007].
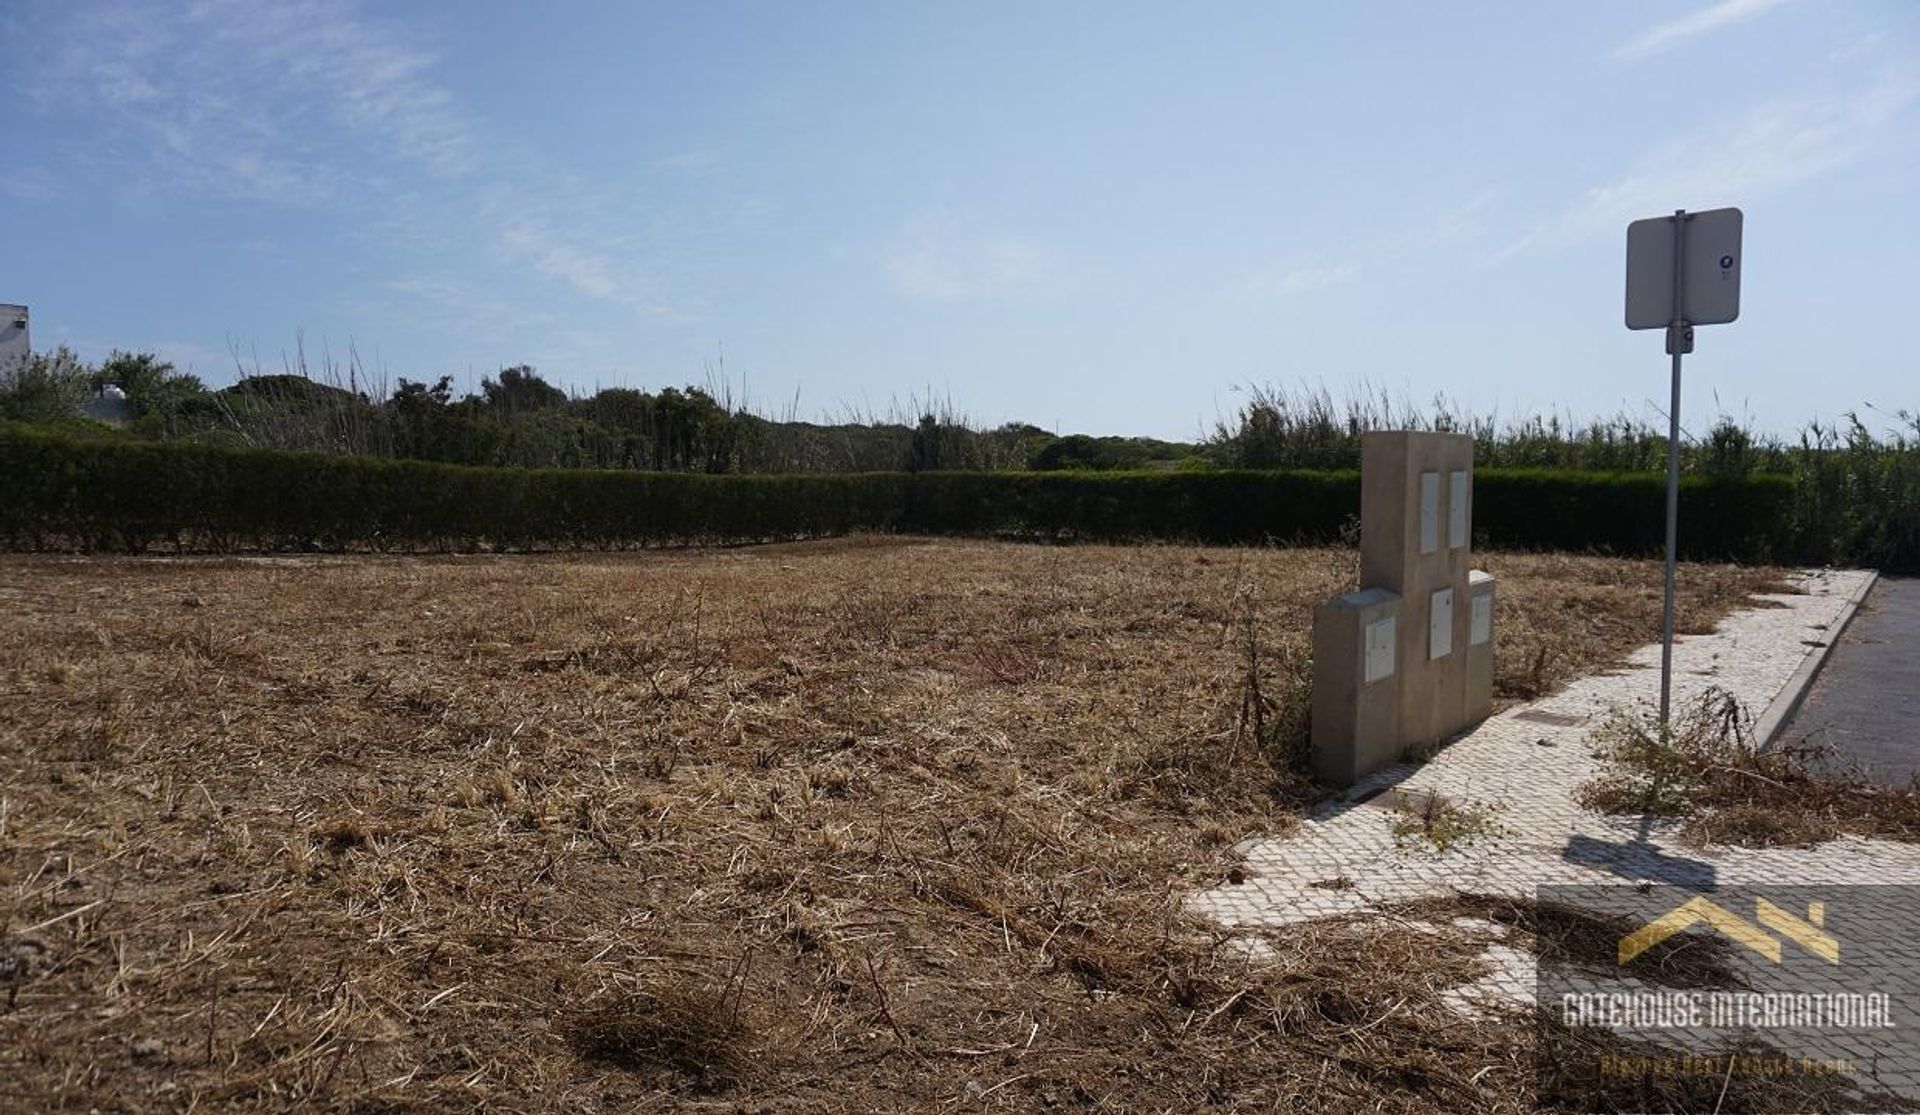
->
[901, 469, 1358, 544]
[0, 429, 1813, 561]
[1472, 470, 1797, 563]
[904, 469, 1799, 561]
[0, 431, 908, 552]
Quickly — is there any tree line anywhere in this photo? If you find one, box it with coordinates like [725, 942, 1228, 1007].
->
[0, 348, 1201, 474]
[3, 350, 1913, 567]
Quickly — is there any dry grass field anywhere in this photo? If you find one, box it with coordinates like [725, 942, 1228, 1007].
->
[0, 538, 1791, 1112]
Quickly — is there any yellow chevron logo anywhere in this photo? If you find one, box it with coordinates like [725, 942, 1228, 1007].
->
[1620, 896, 1839, 966]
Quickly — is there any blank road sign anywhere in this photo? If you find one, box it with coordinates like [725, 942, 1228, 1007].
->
[1625, 207, 1742, 330]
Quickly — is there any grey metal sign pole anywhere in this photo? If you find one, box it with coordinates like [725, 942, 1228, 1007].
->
[1660, 211, 1691, 732]
[1626, 204, 1739, 734]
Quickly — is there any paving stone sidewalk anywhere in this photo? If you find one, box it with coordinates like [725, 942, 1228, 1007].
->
[1190, 569, 1920, 930]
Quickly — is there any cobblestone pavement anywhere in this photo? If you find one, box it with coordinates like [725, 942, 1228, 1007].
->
[1190, 569, 1920, 1098]
[1189, 569, 1918, 929]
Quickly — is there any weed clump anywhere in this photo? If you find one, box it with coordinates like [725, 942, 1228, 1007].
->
[1578, 688, 1920, 846]
[563, 982, 751, 1089]
[1389, 794, 1510, 853]
[313, 817, 374, 851]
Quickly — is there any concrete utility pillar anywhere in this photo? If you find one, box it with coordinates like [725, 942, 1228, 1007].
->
[1311, 431, 1495, 786]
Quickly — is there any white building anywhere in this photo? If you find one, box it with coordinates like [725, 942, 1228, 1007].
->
[0, 304, 27, 370]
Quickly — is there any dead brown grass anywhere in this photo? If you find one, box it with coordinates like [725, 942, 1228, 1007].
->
[1471, 550, 1791, 702]
[1399, 893, 1745, 991]
[0, 538, 1785, 1111]
[1393, 894, 1911, 1113]
[1533, 1017, 1909, 1113]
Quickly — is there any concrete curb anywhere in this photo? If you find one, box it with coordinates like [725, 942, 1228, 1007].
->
[1752, 569, 1880, 750]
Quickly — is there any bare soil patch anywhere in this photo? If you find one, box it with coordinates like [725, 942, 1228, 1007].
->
[0, 539, 1784, 1111]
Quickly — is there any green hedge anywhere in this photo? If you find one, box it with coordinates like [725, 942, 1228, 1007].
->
[0, 429, 1805, 560]
[1473, 469, 1796, 562]
[905, 469, 1795, 560]
[0, 432, 908, 551]
[902, 470, 1359, 544]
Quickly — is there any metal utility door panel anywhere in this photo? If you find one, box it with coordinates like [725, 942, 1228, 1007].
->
[1471, 592, 1493, 646]
[1364, 616, 1396, 683]
[1419, 472, 1440, 555]
[1429, 587, 1453, 660]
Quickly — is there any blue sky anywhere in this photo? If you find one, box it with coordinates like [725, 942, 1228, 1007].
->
[3, 0, 1916, 440]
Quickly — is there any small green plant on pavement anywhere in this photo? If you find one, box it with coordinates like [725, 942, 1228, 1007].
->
[1389, 793, 1510, 853]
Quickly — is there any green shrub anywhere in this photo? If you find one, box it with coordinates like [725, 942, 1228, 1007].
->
[0, 430, 910, 552]
[0, 429, 1887, 565]
[1786, 414, 1920, 573]
[1473, 470, 1796, 563]
[0, 349, 93, 425]
[903, 470, 1357, 544]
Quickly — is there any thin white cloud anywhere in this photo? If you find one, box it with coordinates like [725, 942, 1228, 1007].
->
[1614, 0, 1793, 61]
[29, 0, 475, 201]
[1501, 70, 1917, 258]
[653, 150, 721, 173]
[1431, 188, 1503, 244]
[1234, 261, 1362, 304]
[15, 1, 678, 310]
[376, 278, 561, 344]
[1277, 263, 1361, 295]
[491, 213, 690, 318]
[185, 0, 478, 177]
[881, 214, 1065, 303]
[884, 244, 966, 303]
[0, 167, 60, 201]
[499, 222, 620, 300]
[1230, 188, 1501, 303]
[1832, 30, 1889, 63]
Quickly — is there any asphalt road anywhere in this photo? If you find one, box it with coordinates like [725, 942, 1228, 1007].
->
[1783, 575, 1920, 787]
